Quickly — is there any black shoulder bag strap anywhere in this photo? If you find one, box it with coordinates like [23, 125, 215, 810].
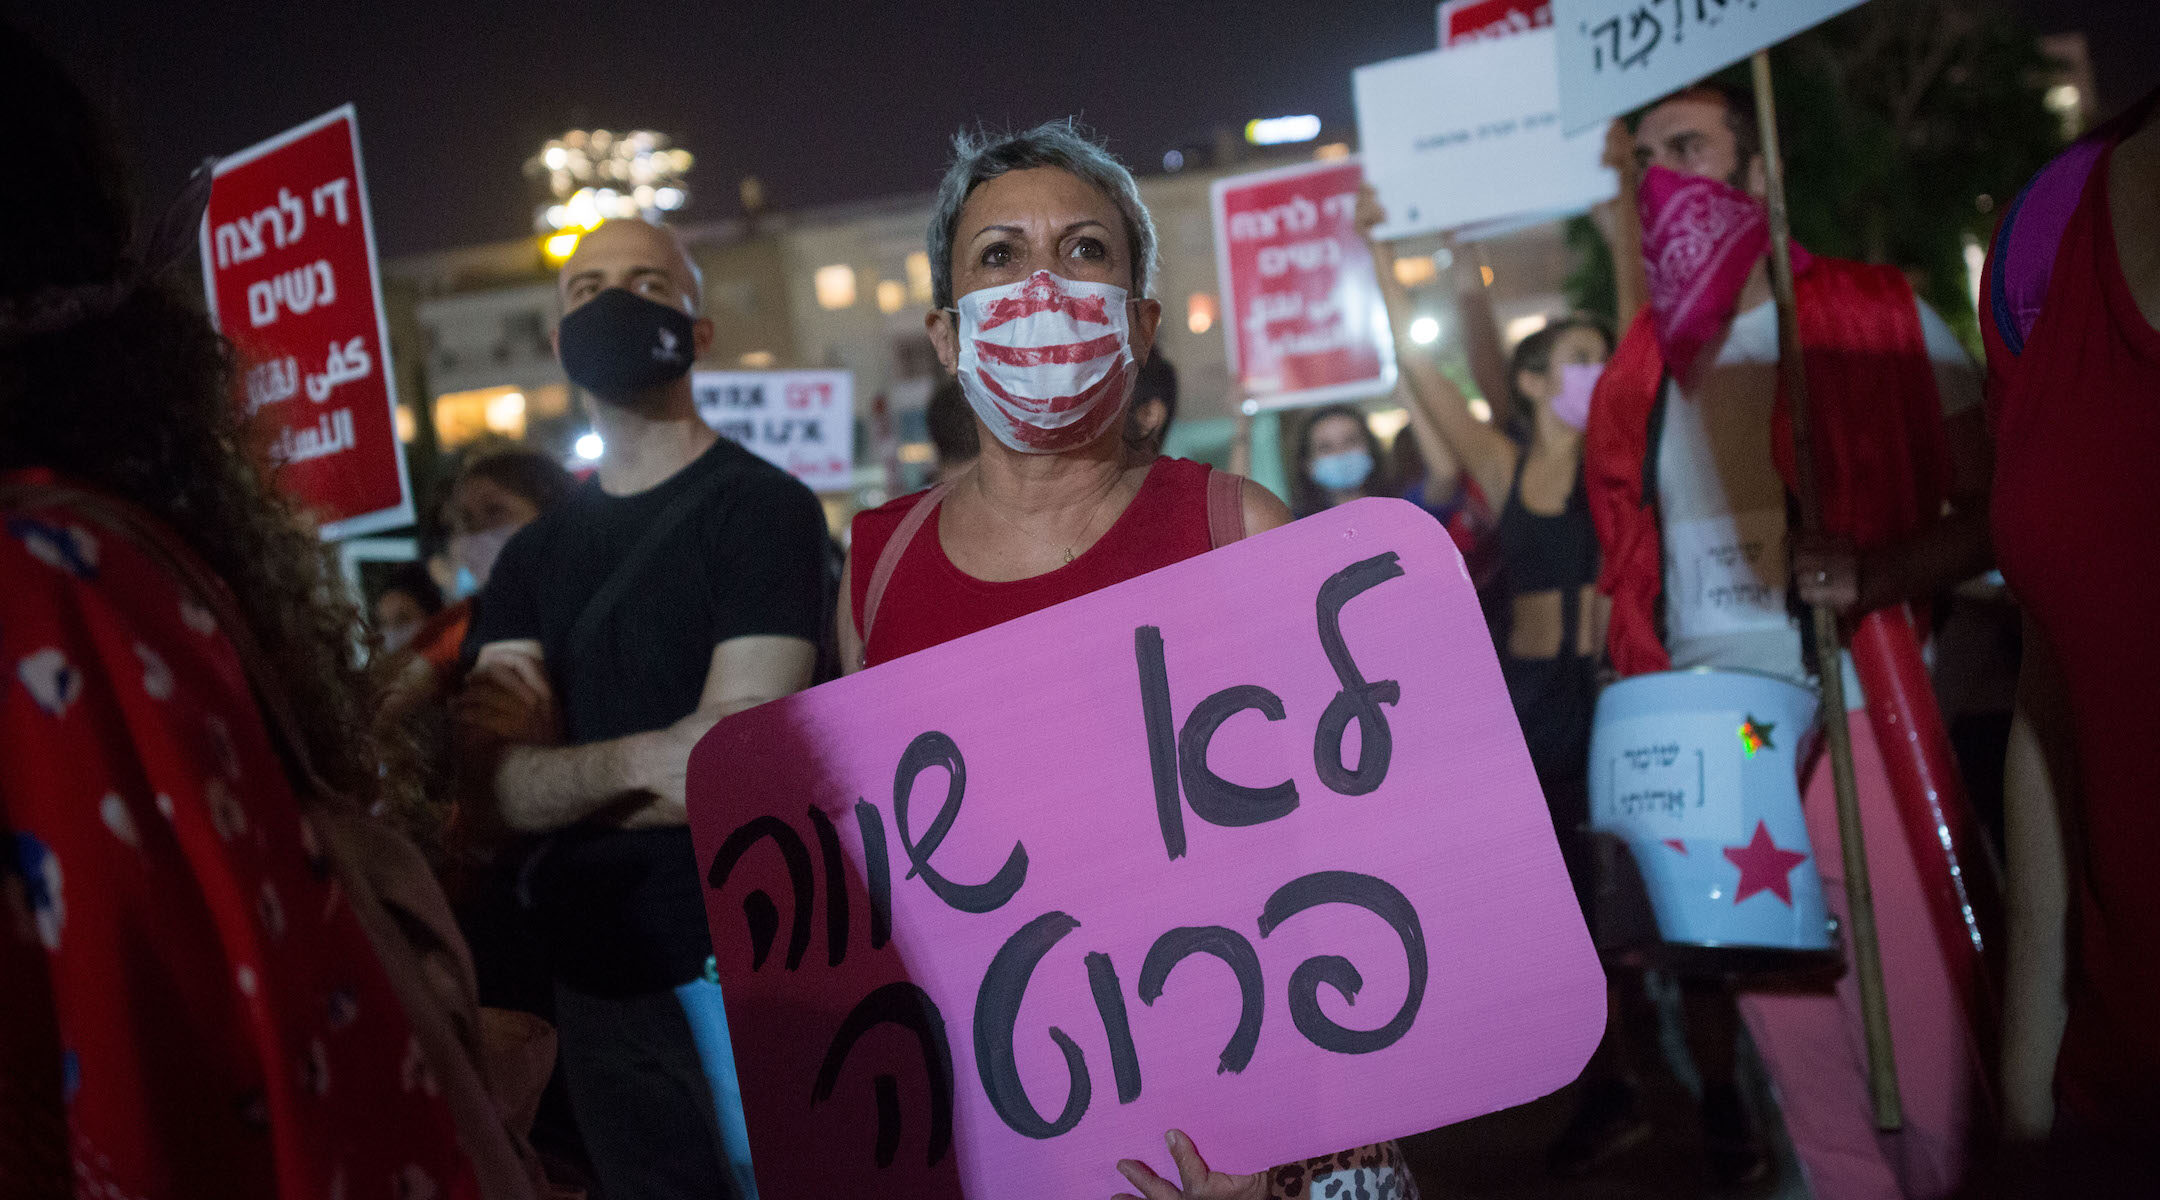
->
[563, 447, 749, 668]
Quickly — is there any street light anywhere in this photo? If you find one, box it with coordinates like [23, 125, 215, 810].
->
[1244, 115, 1322, 145]
[542, 231, 581, 264]
[526, 129, 693, 232]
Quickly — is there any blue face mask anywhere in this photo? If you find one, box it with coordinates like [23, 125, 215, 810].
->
[1309, 448, 1374, 493]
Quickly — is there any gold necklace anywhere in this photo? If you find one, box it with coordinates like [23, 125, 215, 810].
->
[973, 471, 1125, 568]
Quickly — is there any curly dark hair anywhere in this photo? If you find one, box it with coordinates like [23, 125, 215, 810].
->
[0, 27, 410, 815]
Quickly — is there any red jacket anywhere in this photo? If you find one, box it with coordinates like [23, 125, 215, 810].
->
[1585, 255, 1951, 677]
[1585, 258, 2003, 1053]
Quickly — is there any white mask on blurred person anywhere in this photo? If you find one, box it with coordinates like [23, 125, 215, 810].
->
[449, 525, 518, 593]
[952, 270, 1135, 455]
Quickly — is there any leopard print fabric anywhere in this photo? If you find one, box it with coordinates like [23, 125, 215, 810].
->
[1268, 1139, 1419, 1199]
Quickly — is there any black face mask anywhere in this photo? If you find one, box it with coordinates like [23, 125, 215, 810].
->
[556, 287, 696, 402]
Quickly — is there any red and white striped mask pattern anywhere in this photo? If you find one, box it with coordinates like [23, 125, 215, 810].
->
[955, 270, 1135, 454]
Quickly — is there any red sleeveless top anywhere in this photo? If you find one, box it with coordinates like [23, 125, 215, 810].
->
[1985, 117, 2160, 1137]
[850, 456, 1214, 666]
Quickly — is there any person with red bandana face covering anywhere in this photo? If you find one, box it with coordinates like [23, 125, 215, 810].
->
[840, 121, 1423, 1200]
[1586, 82, 1996, 1199]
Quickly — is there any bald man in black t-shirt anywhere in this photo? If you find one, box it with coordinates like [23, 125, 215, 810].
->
[459, 218, 825, 1200]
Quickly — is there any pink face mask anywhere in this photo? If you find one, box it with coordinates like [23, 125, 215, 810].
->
[1551, 362, 1603, 431]
[1637, 164, 1809, 379]
[954, 270, 1135, 454]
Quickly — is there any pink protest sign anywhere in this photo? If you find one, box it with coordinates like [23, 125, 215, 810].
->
[687, 499, 1603, 1199]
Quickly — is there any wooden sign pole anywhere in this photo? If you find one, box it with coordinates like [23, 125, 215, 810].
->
[1748, 48, 1904, 1132]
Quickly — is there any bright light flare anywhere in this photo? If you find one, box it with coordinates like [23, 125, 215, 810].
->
[574, 433, 604, 461]
[1392, 256, 1437, 287]
[483, 391, 526, 435]
[1245, 115, 1322, 145]
[814, 264, 857, 311]
[530, 130, 693, 232]
[1409, 315, 1441, 345]
[1187, 293, 1218, 335]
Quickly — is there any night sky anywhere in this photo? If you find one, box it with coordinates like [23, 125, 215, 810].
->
[16, 0, 2158, 258]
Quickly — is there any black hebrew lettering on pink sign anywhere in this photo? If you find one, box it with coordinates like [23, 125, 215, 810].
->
[686, 498, 1606, 1200]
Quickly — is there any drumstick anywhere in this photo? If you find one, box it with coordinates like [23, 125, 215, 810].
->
[1749, 49, 1904, 1132]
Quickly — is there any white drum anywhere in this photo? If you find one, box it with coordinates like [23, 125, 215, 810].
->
[1589, 668, 1835, 964]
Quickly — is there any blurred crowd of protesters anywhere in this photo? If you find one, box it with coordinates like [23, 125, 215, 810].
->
[3, 16, 2156, 1200]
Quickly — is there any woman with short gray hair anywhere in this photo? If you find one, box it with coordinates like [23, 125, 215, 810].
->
[837, 121, 1419, 1200]
[840, 119, 1290, 669]
[925, 120, 1160, 313]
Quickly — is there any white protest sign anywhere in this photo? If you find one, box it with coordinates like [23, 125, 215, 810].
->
[693, 369, 855, 492]
[1354, 30, 1616, 240]
[1551, 0, 1870, 133]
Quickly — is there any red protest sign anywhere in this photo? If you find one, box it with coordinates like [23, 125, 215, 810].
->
[1210, 159, 1397, 411]
[199, 106, 411, 539]
[688, 499, 1603, 1200]
[1440, 0, 1554, 46]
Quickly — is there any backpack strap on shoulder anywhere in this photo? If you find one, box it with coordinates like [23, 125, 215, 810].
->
[1206, 467, 1249, 549]
[858, 480, 953, 665]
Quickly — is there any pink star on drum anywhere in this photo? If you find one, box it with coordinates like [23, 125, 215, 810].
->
[1722, 820, 1809, 906]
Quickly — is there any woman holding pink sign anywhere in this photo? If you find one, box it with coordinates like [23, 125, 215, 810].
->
[836, 120, 1420, 1200]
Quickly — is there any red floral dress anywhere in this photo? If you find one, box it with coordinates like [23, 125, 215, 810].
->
[0, 474, 475, 1199]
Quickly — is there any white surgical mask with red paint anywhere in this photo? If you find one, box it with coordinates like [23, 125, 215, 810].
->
[951, 270, 1135, 454]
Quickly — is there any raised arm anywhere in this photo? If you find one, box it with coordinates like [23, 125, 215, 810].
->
[1227, 400, 1254, 480]
[1391, 378, 1466, 503]
[1595, 118, 1648, 330]
[1358, 186, 1519, 506]
[1453, 242, 1513, 419]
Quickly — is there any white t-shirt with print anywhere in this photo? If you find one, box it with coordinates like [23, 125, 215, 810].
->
[1655, 296, 1980, 689]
